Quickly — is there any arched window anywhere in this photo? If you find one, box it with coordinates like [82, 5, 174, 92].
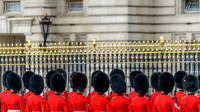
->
[184, 0, 200, 13]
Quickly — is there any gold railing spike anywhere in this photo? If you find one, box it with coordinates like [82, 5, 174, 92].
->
[27, 39, 32, 52]
[58, 42, 61, 46]
[160, 35, 165, 50]
[92, 38, 97, 51]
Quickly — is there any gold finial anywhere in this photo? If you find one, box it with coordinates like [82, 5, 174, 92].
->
[160, 35, 165, 50]
[44, 12, 48, 17]
[27, 39, 32, 51]
[92, 38, 97, 51]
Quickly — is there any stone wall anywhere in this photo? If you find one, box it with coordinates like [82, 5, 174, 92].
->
[0, 0, 200, 41]
[128, 0, 200, 40]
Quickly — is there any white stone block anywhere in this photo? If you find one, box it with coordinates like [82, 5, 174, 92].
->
[54, 16, 127, 24]
[154, 16, 200, 24]
[129, 7, 175, 15]
[154, 24, 200, 32]
[23, 8, 57, 16]
[0, 19, 7, 33]
[129, 25, 154, 32]
[88, 0, 128, 6]
[129, 16, 153, 23]
[129, 0, 175, 6]
[88, 7, 128, 15]
[87, 33, 129, 40]
[128, 33, 173, 40]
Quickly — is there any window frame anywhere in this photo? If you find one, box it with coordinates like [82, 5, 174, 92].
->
[183, 0, 200, 14]
[2, 0, 21, 15]
[66, 0, 84, 14]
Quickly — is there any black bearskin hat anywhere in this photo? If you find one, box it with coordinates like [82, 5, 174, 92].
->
[133, 73, 149, 96]
[7, 72, 22, 92]
[110, 75, 126, 95]
[23, 71, 35, 90]
[174, 71, 187, 89]
[29, 75, 44, 95]
[158, 72, 174, 94]
[46, 70, 58, 88]
[110, 69, 125, 80]
[70, 72, 77, 90]
[130, 71, 143, 88]
[93, 71, 109, 93]
[71, 72, 87, 91]
[50, 73, 66, 93]
[151, 72, 161, 91]
[91, 70, 101, 87]
[56, 69, 67, 80]
[183, 75, 199, 92]
[3, 71, 13, 88]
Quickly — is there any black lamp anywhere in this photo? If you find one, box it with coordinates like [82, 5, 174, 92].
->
[40, 13, 52, 47]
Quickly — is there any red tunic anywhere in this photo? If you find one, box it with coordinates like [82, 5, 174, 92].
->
[128, 91, 138, 99]
[1, 92, 25, 112]
[108, 92, 128, 99]
[43, 90, 55, 100]
[153, 94, 177, 112]
[179, 94, 200, 112]
[89, 94, 112, 112]
[130, 96, 152, 112]
[25, 94, 46, 112]
[0, 90, 11, 109]
[24, 91, 34, 103]
[150, 91, 162, 105]
[62, 90, 68, 98]
[43, 90, 68, 100]
[68, 93, 89, 112]
[110, 95, 130, 112]
[46, 93, 68, 112]
[68, 91, 77, 100]
[88, 91, 98, 100]
[173, 91, 186, 107]
[0, 90, 11, 99]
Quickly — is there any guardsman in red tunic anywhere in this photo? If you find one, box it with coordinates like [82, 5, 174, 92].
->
[25, 75, 46, 112]
[56, 69, 68, 97]
[89, 71, 112, 112]
[68, 72, 78, 100]
[0, 71, 13, 110]
[129, 71, 143, 99]
[153, 72, 177, 112]
[46, 73, 68, 112]
[1, 72, 25, 112]
[110, 74, 130, 112]
[43, 70, 58, 100]
[173, 71, 187, 108]
[88, 71, 101, 100]
[108, 69, 128, 99]
[179, 75, 200, 112]
[150, 72, 162, 105]
[129, 73, 152, 112]
[68, 72, 89, 112]
[23, 71, 35, 103]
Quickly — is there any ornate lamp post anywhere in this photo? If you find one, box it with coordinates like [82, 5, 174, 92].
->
[40, 13, 52, 47]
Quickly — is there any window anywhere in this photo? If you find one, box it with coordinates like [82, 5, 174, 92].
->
[184, 0, 200, 13]
[4, 1, 21, 13]
[67, 0, 83, 12]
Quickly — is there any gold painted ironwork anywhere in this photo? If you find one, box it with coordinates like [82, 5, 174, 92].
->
[0, 37, 200, 66]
